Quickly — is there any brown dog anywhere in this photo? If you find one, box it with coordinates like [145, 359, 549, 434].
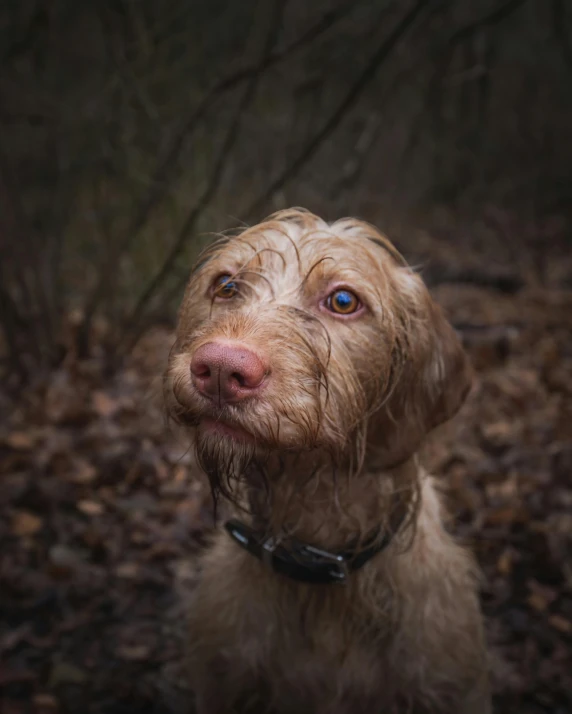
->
[165, 209, 491, 714]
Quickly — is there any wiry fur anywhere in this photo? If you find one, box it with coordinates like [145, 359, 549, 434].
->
[164, 209, 491, 713]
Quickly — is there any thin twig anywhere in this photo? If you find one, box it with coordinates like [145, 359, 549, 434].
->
[243, 0, 430, 221]
[82, 0, 355, 346]
[151, 0, 431, 310]
[401, 0, 526, 170]
[125, 0, 356, 241]
[120, 0, 289, 352]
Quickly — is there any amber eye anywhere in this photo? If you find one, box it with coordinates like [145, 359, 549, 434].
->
[213, 274, 238, 299]
[326, 289, 360, 315]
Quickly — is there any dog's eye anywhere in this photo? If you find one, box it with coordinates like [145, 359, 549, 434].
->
[213, 274, 238, 299]
[326, 289, 360, 315]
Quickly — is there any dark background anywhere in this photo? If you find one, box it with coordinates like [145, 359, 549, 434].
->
[0, 1, 571, 713]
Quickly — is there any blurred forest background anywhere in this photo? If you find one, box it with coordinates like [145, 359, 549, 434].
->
[0, 1, 571, 713]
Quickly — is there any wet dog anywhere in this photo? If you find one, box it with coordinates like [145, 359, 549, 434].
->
[165, 209, 491, 713]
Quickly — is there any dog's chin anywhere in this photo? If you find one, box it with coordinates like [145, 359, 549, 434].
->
[197, 416, 255, 443]
[193, 422, 262, 499]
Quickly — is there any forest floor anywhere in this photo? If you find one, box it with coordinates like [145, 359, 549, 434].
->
[1, 227, 571, 714]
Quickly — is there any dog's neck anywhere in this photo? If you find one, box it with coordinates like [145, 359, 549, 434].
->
[240, 453, 419, 551]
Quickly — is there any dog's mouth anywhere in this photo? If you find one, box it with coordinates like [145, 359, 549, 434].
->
[197, 415, 255, 443]
[169, 389, 259, 444]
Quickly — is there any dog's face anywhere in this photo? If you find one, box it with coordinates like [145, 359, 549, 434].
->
[165, 209, 471, 490]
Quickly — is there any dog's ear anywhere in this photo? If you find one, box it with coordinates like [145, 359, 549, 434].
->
[371, 271, 473, 468]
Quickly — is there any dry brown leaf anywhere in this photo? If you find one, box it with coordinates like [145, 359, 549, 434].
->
[32, 693, 58, 711]
[173, 464, 188, 483]
[527, 593, 548, 612]
[496, 549, 513, 575]
[548, 615, 572, 634]
[68, 459, 97, 484]
[12, 510, 43, 536]
[481, 420, 519, 447]
[92, 391, 119, 418]
[77, 500, 105, 516]
[485, 473, 519, 501]
[115, 562, 140, 579]
[116, 644, 151, 661]
[4, 432, 36, 450]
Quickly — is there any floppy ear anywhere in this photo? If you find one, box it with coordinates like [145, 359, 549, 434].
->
[371, 272, 473, 468]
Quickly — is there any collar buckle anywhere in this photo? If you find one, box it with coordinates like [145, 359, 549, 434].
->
[261, 535, 279, 570]
[297, 543, 349, 584]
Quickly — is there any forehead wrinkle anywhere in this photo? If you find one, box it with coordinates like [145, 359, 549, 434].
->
[331, 217, 408, 267]
[298, 234, 383, 276]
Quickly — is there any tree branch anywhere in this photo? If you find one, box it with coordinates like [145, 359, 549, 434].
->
[81, 0, 355, 344]
[243, 0, 430, 221]
[152, 0, 430, 311]
[127, 0, 356, 242]
[120, 0, 289, 352]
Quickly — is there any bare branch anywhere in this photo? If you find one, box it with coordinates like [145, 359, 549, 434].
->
[243, 0, 430, 221]
[120, 0, 289, 352]
[145, 0, 430, 314]
[401, 0, 526, 169]
[128, 0, 355, 240]
[81, 0, 355, 340]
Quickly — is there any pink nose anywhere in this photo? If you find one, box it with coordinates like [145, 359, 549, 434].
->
[190, 341, 267, 404]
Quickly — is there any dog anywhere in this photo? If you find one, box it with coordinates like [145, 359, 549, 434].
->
[164, 209, 491, 714]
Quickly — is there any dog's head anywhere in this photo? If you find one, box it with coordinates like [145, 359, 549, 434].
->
[165, 209, 471, 496]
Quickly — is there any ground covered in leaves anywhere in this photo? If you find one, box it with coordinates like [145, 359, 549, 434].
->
[1, 237, 571, 714]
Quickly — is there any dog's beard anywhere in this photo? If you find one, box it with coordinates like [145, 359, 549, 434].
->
[195, 429, 262, 507]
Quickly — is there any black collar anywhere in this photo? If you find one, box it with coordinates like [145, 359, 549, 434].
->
[224, 518, 400, 585]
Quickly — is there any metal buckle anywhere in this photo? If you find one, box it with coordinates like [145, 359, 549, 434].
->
[261, 535, 278, 570]
[298, 544, 349, 584]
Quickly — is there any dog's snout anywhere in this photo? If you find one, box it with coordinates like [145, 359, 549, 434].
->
[191, 341, 267, 403]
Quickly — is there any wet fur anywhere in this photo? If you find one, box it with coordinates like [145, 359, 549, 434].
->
[164, 209, 491, 713]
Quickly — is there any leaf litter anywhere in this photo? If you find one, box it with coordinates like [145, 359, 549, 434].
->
[1, 247, 571, 713]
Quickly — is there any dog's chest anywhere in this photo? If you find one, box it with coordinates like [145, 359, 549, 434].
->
[192, 541, 401, 709]
[224, 593, 395, 712]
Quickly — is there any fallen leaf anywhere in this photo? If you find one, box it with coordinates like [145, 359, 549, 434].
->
[115, 562, 140, 579]
[497, 549, 513, 575]
[116, 644, 151, 661]
[481, 420, 519, 448]
[68, 458, 97, 484]
[4, 431, 36, 450]
[77, 500, 104, 516]
[12, 510, 43, 536]
[173, 464, 188, 483]
[92, 391, 119, 417]
[548, 615, 572, 634]
[33, 693, 59, 711]
[527, 593, 548, 612]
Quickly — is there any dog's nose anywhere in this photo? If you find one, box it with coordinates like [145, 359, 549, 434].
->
[190, 341, 267, 403]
